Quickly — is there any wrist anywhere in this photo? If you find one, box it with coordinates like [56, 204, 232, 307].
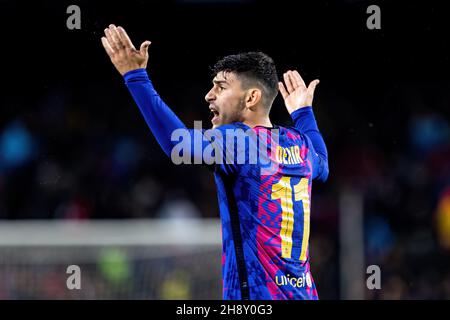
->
[289, 105, 311, 114]
[291, 106, 313, 120]
[123, 68, 149, 83]
[120, 66, 144, 76]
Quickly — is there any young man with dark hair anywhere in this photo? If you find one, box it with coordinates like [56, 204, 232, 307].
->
[101, 24, 328, 300]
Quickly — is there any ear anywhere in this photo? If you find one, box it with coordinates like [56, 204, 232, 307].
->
[245, 88, 262, 111]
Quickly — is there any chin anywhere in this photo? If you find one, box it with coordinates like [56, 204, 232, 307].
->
[211, 120, 222, 129]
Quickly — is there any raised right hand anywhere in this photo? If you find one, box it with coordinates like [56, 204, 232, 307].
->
[101, 24, 151, 76]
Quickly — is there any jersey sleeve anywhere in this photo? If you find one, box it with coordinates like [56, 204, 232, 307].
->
[123, 68, 242, 175]
[290, 107, 329, 182]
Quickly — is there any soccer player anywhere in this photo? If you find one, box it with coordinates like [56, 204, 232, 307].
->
[101, 24, 329, 300]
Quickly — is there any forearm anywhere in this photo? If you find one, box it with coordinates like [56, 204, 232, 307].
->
[291, 107, 329, 181]
[123, 69, 244, 173]
[124, 68, 188, 156]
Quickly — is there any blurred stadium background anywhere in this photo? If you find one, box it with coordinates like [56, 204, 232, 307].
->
[0, 0, 449, 299]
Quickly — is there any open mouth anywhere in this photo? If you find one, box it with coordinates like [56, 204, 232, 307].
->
[210, 108, 220, 125]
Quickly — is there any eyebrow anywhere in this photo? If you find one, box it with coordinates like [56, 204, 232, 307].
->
[212, 80, 228, 85]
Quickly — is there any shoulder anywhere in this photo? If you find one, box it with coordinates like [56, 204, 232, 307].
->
[274, 125, 312, 147]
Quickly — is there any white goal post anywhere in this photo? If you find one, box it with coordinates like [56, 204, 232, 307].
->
[0, 219, 222, 300]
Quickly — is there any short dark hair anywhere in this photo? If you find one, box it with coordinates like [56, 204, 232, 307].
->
[211, 52, 279, 109]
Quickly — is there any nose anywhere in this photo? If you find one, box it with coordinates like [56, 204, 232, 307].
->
[205, 88, 215, 103]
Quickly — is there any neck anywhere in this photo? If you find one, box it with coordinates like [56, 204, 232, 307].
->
[243, 116, 273, 128]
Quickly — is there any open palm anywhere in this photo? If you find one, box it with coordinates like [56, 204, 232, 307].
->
[279, 70, 319, 115]
[101, 24, 151, 75]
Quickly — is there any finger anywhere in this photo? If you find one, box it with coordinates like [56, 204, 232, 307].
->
[139, 40, 152, 55]
[104, 28, 120, 51]
[278, 82, 289, 100]
[292, 70, 306, 88]
[288, 71, 300, 89]
[109, 24, 124, 49]
[117, 26, 135, 50]
[101, 37, 115, 57]
[283, 72, 295, 93]
[307, 79, 320, 97]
